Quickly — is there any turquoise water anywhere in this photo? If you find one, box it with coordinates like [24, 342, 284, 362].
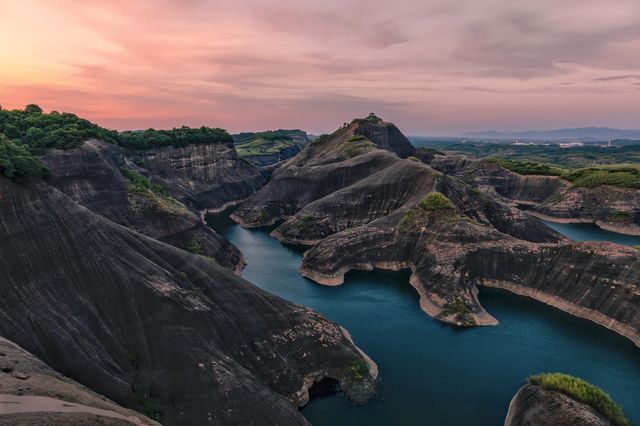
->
[542, 221, 640, 246]
[208, 214, 640, 425]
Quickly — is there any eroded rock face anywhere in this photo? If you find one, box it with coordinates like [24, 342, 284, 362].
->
[232, 117, 416, 228]
[0, 177, 377, 425]
[0, 337, 157, 426]
[430, 154, 640, 235]
[41, 140, 245, 272]
[136, 141, 266, 211]
[235, 118, 640, 347]
[505, 384, 610, 426]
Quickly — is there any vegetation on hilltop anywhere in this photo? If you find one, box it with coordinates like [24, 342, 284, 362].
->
[487, 158, 640, 189]
[411, 138, 640, 168]
[397, 192, 458, 231]
[529, 373, 630, 426]
[0, 104, 233, 183]
[118, 127, 232, 150]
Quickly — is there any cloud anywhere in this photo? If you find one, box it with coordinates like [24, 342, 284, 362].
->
[1, 0, 640, 134]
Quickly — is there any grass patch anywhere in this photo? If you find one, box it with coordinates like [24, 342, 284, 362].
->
[349, 359, 369, 381]
[437, 297, 475, 326]
[486, 158, 564, 176]
[397, 192, 458, 232]
[417, 192, 454, 211]
[608, 210, 632, 222]
[343, 135, 377, 157]
[487, 158, 640, 189]
[120, 167, 168, 196]
[291, 214, 314, 233]
[186, 238, 205, 256]
[407, 156, 421, 162]
[529, 373, 629, 426]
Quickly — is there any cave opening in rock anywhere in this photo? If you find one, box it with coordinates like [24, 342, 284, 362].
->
[308, 377, 340, 400]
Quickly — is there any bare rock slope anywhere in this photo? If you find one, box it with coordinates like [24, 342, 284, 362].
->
[234, 117, 640, 348]
[0, 177, 377, 425]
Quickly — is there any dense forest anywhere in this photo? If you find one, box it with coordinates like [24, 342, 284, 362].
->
[0, 105, 232, 183]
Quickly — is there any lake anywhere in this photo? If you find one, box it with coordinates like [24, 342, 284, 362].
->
[208, 213, 640, 426]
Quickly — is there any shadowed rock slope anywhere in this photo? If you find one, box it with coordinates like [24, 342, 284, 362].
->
[505, 384, 614, 426]
[0, 337, 158, 425]
[234, 117, 640, 348]
[430, 154, 640, 235]
[41, 139, 246, 272]
[232, 115, 416, 228]
[0, 177, 377, 425]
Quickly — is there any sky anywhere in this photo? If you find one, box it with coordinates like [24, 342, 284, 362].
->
[1, 0, 640, 135]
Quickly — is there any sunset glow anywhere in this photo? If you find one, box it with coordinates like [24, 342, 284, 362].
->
[2, 0, 640, 134]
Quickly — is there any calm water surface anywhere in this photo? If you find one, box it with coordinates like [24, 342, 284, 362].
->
[542, 221, 640, 246]
[209, 213, 640, 426]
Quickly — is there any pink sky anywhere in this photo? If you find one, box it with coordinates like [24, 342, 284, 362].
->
[1, 0, 640, 135]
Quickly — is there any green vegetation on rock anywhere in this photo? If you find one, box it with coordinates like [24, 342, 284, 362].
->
[118, 126, 232, 150]
[417, 192, 455, 211]
[486, 158, 564, 176]
[186, 238, 205, 256]
[343, 135, 376, 158]
[397, 192, 458, 232]
[487, 158, 640, 189]
[291, 214, 314, 233]
[437, 297, 475, 326]
[529, 373, 630, 426]
[349, 359, 370, 381]
[120, 168, 168, 196]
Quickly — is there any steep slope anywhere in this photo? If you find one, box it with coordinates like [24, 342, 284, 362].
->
[234, 117, 640, 348]
[0, 337, 157, 425]
[232, 115, 416, 227]
[133, 140, 266, 212]
[0, 177, 377, 425]
[41, 140, 245, 272]
[505, 384, 616, 426]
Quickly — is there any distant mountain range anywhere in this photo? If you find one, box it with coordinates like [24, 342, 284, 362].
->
[461, 127, 640, 141]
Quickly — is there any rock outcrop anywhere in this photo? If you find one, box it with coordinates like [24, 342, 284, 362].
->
[505, 384, 611, 426]
[0, 177, 377, 425]
[430, 154, 640, 235]
[134, 140, 266, 212]
[41, 140, 245, 272]
[0, 337, 157, 425]
[234, 117, 640, 347]
[233, 129, 310, 166]
[232, 116, 416, 228]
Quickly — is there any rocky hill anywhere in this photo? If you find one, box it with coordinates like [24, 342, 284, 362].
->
[234, 116, 640, 347]
[430, 155, 640, 235]
[0, 176, 377, 425]
[233, 129, 310, 166]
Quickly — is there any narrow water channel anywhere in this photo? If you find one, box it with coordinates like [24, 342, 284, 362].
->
[208, 213, 640, 426]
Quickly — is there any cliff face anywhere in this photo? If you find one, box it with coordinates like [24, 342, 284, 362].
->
[430, 154, 640, 235]
[0, 177, 377, 425]
[505, 385, 610, 426]
[232, 117, 416, 228]
[235, 118, 640, 347]
[41, 140, 245, 272]
[136, 141, 266, 211]
[0, 337, 157, 425]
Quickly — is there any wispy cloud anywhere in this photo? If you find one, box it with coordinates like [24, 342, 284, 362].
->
[1, 0, 639, 134]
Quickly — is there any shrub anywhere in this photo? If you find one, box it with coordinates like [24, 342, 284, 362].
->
[608, 211, 632, 222]
[186, 238, 205, 256]
[487, 158, 564, 176]
[0, 135, 50, 183]
[417, 192, 454, 211]
[529, 373, 629, 426]
[292, 214, 314, 233]
[120, 168, 168, 195]
[407, 156, 420, 162]
[349, 359, 369, 380]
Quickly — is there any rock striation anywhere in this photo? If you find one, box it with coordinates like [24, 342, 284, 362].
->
[235, 117, 640, 347]
[430, 154, 640, 235]
[41, 139, 245, 272]
[505, 384, 612, 426]
[0, 176, 377, 425]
